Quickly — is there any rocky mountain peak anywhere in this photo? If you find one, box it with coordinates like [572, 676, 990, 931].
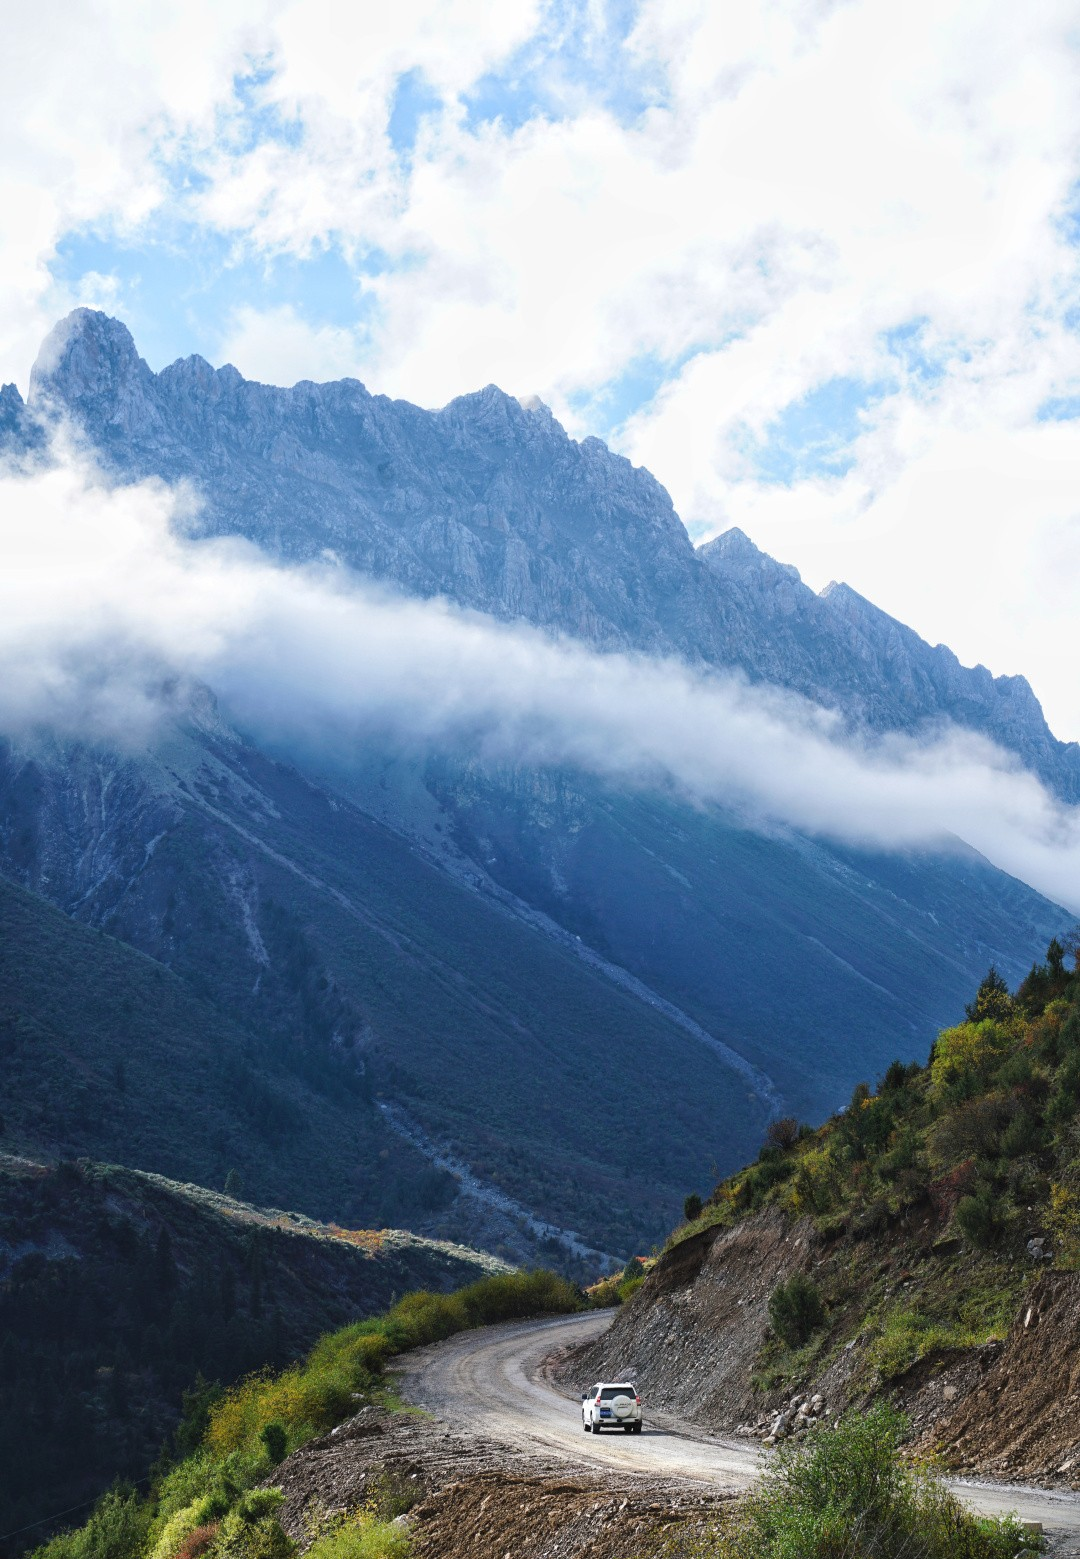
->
[699, 527, 804, 590]
[30, 308, 148, 407]
[0, 381, 26, 433]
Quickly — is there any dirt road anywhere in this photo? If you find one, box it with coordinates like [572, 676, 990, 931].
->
[397, 1310, 1080, 1539]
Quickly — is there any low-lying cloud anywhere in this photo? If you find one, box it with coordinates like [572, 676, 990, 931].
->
[2, 446, 1079, 912]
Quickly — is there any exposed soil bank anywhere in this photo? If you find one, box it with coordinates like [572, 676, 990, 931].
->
[273, 1406, 731, 1558]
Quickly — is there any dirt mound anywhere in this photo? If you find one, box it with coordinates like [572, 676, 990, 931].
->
[409, 1472, 727, 1559]
[930, 1272, 1080, 1484]
[272, 1406, 731, 1557]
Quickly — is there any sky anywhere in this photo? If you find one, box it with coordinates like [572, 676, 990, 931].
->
[2, 1, 1080, 735]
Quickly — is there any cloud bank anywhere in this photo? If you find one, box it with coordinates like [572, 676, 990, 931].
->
[2, 448, 1079, 913]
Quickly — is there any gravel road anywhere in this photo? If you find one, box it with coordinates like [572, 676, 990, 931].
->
[397, 1310, 1080, 1541]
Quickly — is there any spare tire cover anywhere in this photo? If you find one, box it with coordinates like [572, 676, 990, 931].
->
[611, 1394, 635, 1419]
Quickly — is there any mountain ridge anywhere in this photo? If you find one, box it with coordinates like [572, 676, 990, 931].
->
[14, 306, 1079, 801]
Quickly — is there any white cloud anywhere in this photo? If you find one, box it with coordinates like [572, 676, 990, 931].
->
[0, 0, 269, 385]
[216, 303, 364, 385]
[3, 445, 1080, 913]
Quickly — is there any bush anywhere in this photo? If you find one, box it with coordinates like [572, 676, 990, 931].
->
[174, 1528, 219, 1559]
[767, 1274, 825, 1349]
[684, 1193, 703, 1222]
[216, 1490, 294, 1559]
[955, 1187, 1005, 1250]
[150, 1497, 222, 1559]
[719, 1403, 1036, 1559]
[304, 1512, 410, 1559]
[765, 1118, 801, 1152]
[259, 1421, 288, 1465]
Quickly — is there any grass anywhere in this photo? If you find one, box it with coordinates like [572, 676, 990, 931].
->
[865, 1268, 1023, 1382]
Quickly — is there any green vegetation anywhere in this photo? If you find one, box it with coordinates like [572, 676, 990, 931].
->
[672, 1404, 1038, 1558]
[0, 1156, 505, 1556]
[305, 1512, 410, 1559]
[674, 942, 1080, 1392]
[587, 1256, 652, 1307]
[27, 1269, 581, 1559]
[767, 1274, 825, 1349]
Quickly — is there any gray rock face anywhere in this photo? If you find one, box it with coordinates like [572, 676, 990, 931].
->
[26, 309, 1080, 799]
[698, 530, 1078, 797]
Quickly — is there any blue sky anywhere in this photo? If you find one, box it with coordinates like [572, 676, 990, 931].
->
[2, 0, 1080, 733]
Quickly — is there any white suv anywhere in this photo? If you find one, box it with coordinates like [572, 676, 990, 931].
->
[581, 1381, 642, 1433]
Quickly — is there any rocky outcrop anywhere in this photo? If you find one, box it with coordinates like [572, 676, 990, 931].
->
[699, 530, 1080, 799]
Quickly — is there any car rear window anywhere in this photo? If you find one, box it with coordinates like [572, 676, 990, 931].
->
[599, 1386, 636, 1399]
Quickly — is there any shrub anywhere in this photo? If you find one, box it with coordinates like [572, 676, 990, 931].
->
[1000, 1110, 1042, 1159]
[1046, 1180, 1080, 1266]
[719, 1403, 1036, 1559]
[684, 1193, 704, 1221]
[216, 1490, 295, 1559]
[259, 1421, 288, 1465]
[150, 1497, 221, 1559]
[34, 1489, 151, 1559]
[175, 1527, 219, 1559]
[765, 1118, 801, 1152]
[767, 1274, 825, 1348]
[955, 1186, 1005, 1250]
[304, 1512, 410, 1559]
[930, 1022, 1014, 1103]
[927, 1095, 1010, 1169]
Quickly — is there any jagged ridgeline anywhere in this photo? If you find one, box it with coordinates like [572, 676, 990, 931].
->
[577, 941, 1080, 1485]
[0, 307, 1071, 1264]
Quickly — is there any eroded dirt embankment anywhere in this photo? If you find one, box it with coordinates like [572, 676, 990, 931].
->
[563, 1208, 812, 1428]
[273, 1407, 731, 1558]
[928, 1273, 1080, 1482]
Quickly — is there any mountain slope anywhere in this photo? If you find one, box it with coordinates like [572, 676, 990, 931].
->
[569, 949, 1080, 1487]
[0, 308, 1074, 1269]
[0, 709, 779, 1261]
[414, 762, 1063, 1121]
[0, 863, 393, 1221]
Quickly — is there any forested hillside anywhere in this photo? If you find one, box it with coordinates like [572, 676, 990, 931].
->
[0, 1155, 506, 1552]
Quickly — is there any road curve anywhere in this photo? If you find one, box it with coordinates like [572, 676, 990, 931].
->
[396, 1311, 1080, 1537]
